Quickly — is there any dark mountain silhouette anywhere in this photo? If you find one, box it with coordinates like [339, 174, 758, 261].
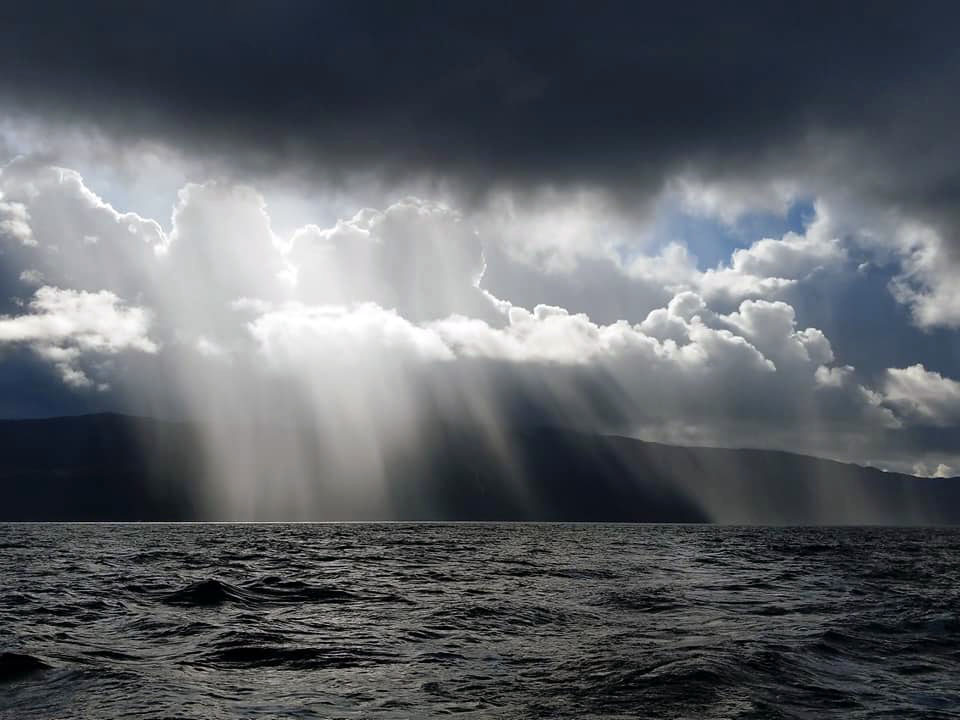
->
[0, 413, 957, 523]
[0, 414, 202, 521]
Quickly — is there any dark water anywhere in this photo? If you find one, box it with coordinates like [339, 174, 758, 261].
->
[1, 524, 959, 719]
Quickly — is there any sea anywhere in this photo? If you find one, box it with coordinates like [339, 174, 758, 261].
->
[1, 523, 958, 719]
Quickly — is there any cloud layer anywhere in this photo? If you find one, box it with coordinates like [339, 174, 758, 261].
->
[0, 285, 155, 388]
[4, 3, 960, 343]
[0, 152, 956, 479]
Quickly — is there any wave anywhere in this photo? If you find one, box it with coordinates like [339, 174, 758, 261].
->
[162, 579, 247, 607]
[0, 652, 50, 682]
[195, 644, 397, 670]
[160, 577, 361, 608]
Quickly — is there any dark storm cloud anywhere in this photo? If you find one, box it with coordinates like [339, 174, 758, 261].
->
[2, 1, 959, 207]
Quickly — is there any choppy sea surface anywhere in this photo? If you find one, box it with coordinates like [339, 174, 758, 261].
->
[1, 524, 959, 719]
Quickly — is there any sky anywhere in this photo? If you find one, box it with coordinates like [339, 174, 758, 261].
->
[0, 1, 959, 485]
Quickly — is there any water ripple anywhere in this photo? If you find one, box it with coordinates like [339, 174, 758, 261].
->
[0, 524, 958, 718]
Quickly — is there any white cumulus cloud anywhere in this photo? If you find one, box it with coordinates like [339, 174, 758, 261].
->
[883, 364, 960, 426]
[0, 285, 157, 387]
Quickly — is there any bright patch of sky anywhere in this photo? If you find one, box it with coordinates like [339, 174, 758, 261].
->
[645, 198, 815, 271]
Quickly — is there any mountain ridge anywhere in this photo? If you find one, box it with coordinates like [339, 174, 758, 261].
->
[0, 413, 957, 524]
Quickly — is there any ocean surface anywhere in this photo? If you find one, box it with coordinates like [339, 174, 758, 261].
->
[1, 524, 959, 719]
